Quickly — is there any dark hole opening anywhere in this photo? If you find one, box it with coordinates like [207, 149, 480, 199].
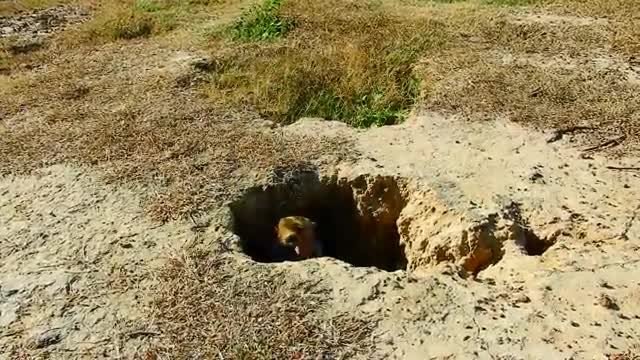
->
[229, 171, 407, 271]
[523, 229, 555, 256]
[504, 202, 554, 257]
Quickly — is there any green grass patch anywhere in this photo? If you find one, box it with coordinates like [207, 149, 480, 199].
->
[134, 0, 165, 12]
[229, 0, 293, 41]
[205, 1, 447, 128]
[429, 0, 468, 3]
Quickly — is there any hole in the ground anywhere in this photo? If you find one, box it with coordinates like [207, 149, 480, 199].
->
[229, 170, 408, 271]
[503, 201, 555, 256]
[522, 229, 555, 256]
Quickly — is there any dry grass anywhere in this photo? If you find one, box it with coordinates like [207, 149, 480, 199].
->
[410, 0, 640, 154]
[202, 0, 448, 127]
[551, 0, 640, 59]
[146, 250, 375, 359]
[420, 48, 640, 142]
[65, 0, 179, 42]
[0, 42, 353, 221]
[37, 0, 242, 46]
[1, 0, 639, 212]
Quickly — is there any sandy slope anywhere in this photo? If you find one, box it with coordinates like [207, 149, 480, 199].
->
[284, 113, 640, 358]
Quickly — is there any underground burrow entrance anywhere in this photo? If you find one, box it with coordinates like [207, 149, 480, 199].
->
[229, 171, 408, 271]
[503, 201, 557, 257]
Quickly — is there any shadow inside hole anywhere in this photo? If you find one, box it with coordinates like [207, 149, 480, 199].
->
[511, 222, 555, 256]
[523, 229, 554, 256]
[229, 171, 407, 271]
[504, 202, 555, 257]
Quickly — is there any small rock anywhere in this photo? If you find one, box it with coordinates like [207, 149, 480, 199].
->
[33, 329, 63, 349]
[600, 281, 614, 289]
[597, 294, 619, 310]
[0, 302, 20, 327]
[529, 171, 545, 184]
[514, 294, 531, 304]
[254, 119, 277, 129]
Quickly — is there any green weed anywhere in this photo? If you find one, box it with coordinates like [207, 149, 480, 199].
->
[229, 0, 293, 41]
[208, 4, 447, 127]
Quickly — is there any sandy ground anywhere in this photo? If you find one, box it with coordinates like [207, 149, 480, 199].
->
[0, 165, 193, 358]
[2, 2, 640, 359]
[2, 111, 639, 358]
[285, 113, 640, 359]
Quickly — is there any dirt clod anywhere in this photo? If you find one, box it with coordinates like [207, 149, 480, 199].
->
[599, 294, 620, 310]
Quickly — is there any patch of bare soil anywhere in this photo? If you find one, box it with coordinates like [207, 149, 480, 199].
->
[0, 165, 188, 358]
[0, 5, 88, 40]
[0, 166, 374, 359]
[495, 51, 640, 86]
[510, 13, 608, 27]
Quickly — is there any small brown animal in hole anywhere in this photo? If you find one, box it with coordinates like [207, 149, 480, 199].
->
[276, 216, 323, 260]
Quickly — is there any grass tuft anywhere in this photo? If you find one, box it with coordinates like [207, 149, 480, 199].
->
[208, 1, 448, 127]
[108, 12, 156, 40]
[134, 0, 165, 12]
[229, 0, 293, 41]
[67, 2, 169, 41]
